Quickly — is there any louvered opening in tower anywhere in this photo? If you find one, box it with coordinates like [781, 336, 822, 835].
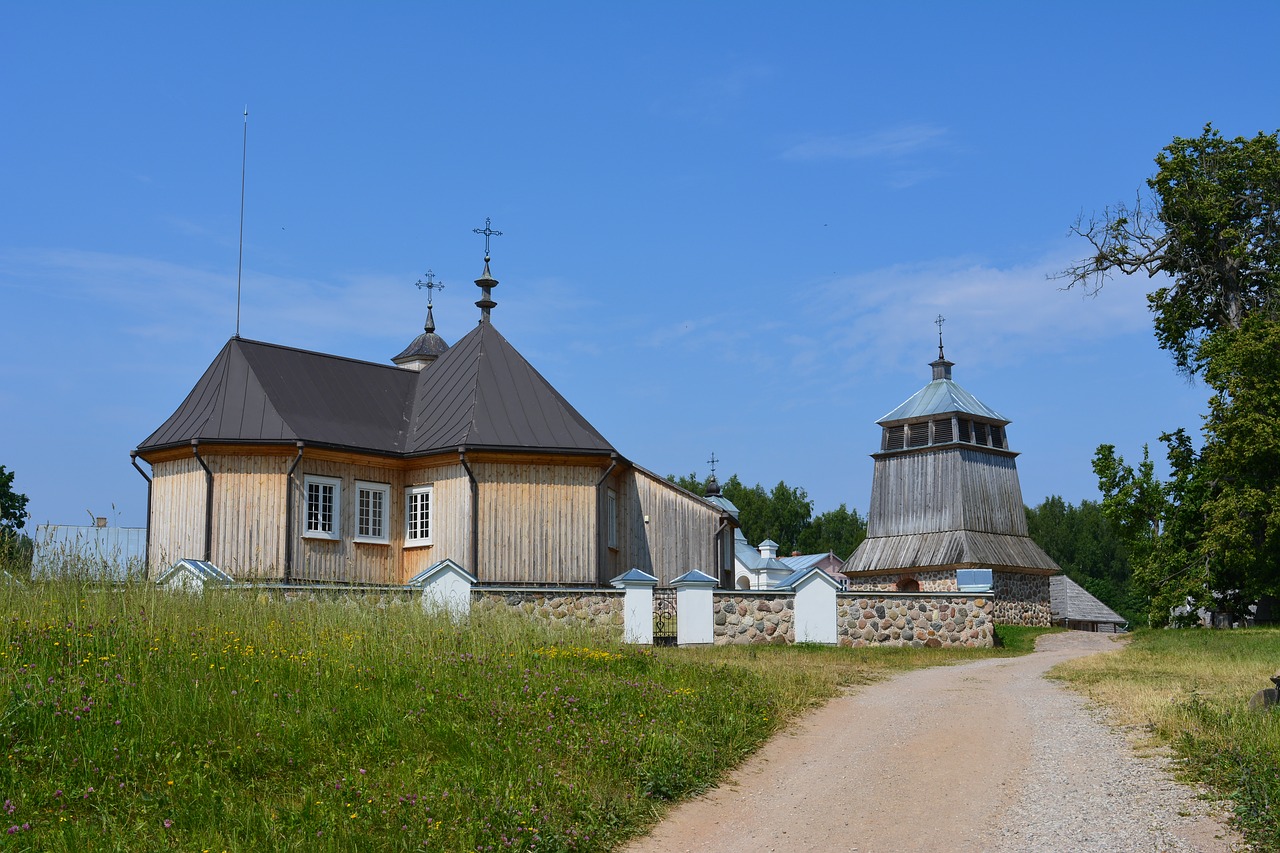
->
[933, 417, 953, 443]
[990, 424, 1005, 449]
[885, 425, 906, 451]
[957, 418, 972, 443]
[908, 422, 929, 447]
[974, 422, 989, 446]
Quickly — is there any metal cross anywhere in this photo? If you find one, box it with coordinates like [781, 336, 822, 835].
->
[707, 452, 719, 478]
[415, 270, 445, 306]
[935, 313, 946, 337]
[472, 217, 503, 259]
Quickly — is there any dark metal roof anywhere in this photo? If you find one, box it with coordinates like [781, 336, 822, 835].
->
[138, 326, 615, 458]
[405, 322, 614, 455]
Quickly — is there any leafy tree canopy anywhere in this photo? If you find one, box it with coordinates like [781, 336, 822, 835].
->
[0, 465, 29, 535]
[666, 472, 864, 559]
[1057, 124, 1280, 374]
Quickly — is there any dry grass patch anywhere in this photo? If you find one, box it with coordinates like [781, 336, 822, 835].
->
[1050, 628, 1280, 851]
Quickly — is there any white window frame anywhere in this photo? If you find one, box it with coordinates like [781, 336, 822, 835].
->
[354, 481, 391, 544]
[606, 487, 618, 550]
[303, 475, 341, 540]
[404, 484, 433, 546]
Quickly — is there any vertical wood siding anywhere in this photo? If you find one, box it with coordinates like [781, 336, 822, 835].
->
[401, 462, 469, 582]
[868, 448, 1028, 538]
[148, 456, 206, 575]
[473, 462, 597, 584]
[617, 469, 720, 586]
[208, 455, 288, 579]
[294, 459, 404, 584]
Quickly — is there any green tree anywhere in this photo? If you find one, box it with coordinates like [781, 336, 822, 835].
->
[1063, 125, 1280, 624]
[1057, 124, 1280, 375]
[666, 472, 818, 555]
[0, 465, 28, 535]
[795, 504, 866, 561]
[1026, 496, 1144, 625]
[0, 465, 31, 577]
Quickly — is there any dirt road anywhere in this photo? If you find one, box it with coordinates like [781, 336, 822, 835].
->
[623, 632, 1242, 853]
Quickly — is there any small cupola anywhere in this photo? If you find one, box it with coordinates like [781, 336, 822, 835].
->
[758, 539, 779, 560]
[393, 271, 450, 371]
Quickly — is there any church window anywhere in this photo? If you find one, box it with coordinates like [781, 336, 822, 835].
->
[355, 481, 390, 543]
[405, 484, 433, 545]
[304, 475, 341, 540]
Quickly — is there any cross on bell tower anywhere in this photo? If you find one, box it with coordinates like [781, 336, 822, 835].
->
[931, 313, 954, 381]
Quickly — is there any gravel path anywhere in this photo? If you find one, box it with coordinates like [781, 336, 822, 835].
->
[623, 632, 1243, 853]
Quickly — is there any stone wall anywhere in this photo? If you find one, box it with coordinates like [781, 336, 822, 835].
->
[836, 594, 994, 647]
[992, 571, 1051, 627]
[712, 592, 796, 645]
[844, 569, 958, 592]
[471, 587, 625, 631]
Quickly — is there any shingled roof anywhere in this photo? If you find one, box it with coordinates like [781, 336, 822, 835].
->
[1050, 574, 1127, 628]
[136, 322, 615, 458]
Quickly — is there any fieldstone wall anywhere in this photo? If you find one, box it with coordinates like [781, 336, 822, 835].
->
[837, 594, 994, 647]
[844, 569, 958, 592]
[249, 584, 419, 607]
[712, 592, 796, 645]
[993, 571, 1051, 626]
[471, 587, 625, 631]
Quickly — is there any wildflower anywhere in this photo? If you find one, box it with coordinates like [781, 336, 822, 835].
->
[163, 819, 173, 829]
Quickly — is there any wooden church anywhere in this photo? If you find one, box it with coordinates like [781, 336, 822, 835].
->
[842, 329, 1058, 625]
[133, 243, 736, 587]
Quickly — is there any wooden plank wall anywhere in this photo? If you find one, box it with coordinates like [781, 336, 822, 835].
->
[618, 469, 720, 586]
[208, 455, 288, 579]
[148, 456, 206, 575]
[294, 458, 404, 585]
[401, 462, 469, 582]
[868, 447, 1028, 538]
[473, 462, 597, 584]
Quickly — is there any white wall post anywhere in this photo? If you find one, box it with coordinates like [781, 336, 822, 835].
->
[610, 568, 659, 644]
[408, 559, 477, 619]
[671, 569, 718, 646]
[790, 568, 839, 644]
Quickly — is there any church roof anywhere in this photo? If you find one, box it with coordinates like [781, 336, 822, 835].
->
[405, 321, 613, 454]
[877, 377, 1007, 425]
[843, 530, 1060, 575]
[137, 322, 615, 458]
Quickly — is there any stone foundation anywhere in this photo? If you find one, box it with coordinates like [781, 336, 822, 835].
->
[993, 571, 1051, 626]
[712, 592, 796, 645]
[836, 594, 994, 647]
[471, 587, 625, 631]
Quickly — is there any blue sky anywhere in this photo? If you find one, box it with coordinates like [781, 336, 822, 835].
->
[2, 2, 1277, 531]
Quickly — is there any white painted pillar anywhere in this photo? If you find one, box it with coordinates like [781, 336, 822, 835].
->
[671, 569, 718, 646]
[791, 569, 839, 644]
[610, 568, 659, 645]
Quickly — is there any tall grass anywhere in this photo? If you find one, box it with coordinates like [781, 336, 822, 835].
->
[1051, 628, 1280, 851]
[0, 578, 1048, 851]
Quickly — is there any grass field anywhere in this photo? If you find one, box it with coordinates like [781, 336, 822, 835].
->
[1051, 628, 1280, 852]
[0, 579, 1048, 851]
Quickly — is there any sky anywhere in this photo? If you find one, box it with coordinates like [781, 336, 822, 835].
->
[2, 1, 1278, 532]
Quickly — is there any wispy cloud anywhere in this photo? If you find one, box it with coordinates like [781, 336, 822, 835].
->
[780, 123, 948, 162]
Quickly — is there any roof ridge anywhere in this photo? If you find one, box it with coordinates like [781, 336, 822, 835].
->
[232, 336, 408, 373]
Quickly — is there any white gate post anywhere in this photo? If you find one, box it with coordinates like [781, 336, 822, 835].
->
[671, 569, 718, 646]
[610, 568, 659, 644]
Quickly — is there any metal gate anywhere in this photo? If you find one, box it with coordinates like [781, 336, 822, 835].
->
[653, 587, 677, 646]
